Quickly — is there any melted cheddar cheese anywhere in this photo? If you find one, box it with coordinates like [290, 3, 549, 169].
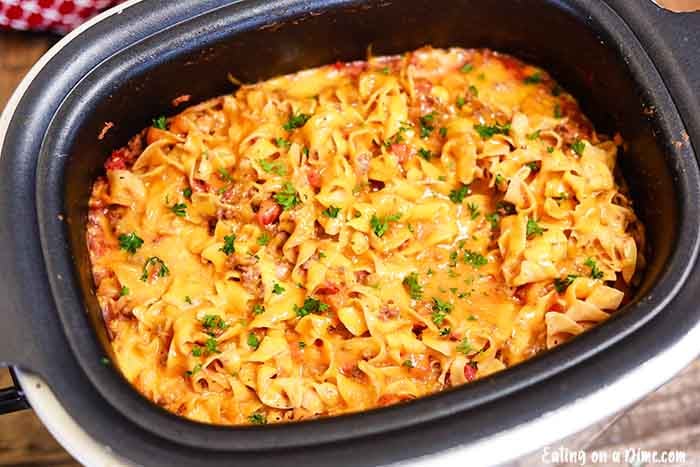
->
[87, 47, 645, 425]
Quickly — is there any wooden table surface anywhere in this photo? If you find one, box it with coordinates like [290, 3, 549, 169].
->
[1, 19, 699, 466]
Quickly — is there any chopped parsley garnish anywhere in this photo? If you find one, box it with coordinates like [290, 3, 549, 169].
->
[170, 202, 187, 217]
[439, 327, 451, 337]
[205, 337, 220, 354]
[439, 127, 448, 138]
[571, 139, 586, 156]
[100, 357, 110, 366]
[119, 286, 130, 297]
[140, 256, 169, 282]
[432, 297, 453, 313]
[460, 63, 474, 73]
[259, 158, 287, 176]
[431, 297, 453, 325]
[523, 71, 543, 84]
[449, 251, 458, 267]
[527, 130, 541, 140]
[183, 187, 193, 199]
[257, 232, 271, 246]
[253, 304, 266, 315]
[554, 103, 563, 119]
[526, 218, 545, 238]
[469, 85, 479, 97]
[247, 332, 260, 350]
[419, 112, 437, 138]
[402, 360, 414, 368]
[152, 115, 167, 130]
[370, 213, 401, 237]
[323, 205, 341, 218]
[456, 338, 473, 355]
[384, 122, 410, 147]
[496, 201, 516, 215]
[298, 341, 306, 349]
[474, 122, 511, 140]
[220, 234, 236, 255]
[201, 314, 229, 332]
[463, 250, 487, 267]
[431, 311, 447, 326]
[249, 411, 267, 424]
[402, 272, 423, 300]
[283, 112, 311, 131]
[467, 203, 480, 220]
[418, 148, 432, 160]
[191, 345, 203, 357]
[554, 275, 579, 293]
[272, 283, 285, 295]
[218, 167, 233, 182]
[274, 182, 300, 210]
[449, 184, 470, 203]
[486, 212, 500, 230]
[294, 297, 329, 318]
[380, 66, 390, 75]
[185, 296, 192, 304]
[274, 137, 291, 149]
[185, 363, 202, 377]
[118, 232, 144, 254]
[547, 146, 555, 153]
[585, 257, 604, 279]
[456, 96, 466, 108]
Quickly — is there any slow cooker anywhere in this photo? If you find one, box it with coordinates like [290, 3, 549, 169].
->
[0, 0, 699, 465]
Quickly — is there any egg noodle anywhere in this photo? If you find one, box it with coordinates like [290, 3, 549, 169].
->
[87, 47, 645, 425]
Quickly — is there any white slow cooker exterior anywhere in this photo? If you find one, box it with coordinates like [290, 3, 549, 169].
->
[2, 1, 699, 465]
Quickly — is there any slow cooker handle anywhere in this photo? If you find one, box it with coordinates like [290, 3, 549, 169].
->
[0, 368, 29, 414]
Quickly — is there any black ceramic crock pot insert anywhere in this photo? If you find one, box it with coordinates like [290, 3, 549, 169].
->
[0, 0, 699, 465]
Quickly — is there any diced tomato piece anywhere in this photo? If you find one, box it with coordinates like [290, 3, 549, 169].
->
[345, 61, 367, 78]
[514, 285, 529, 303]
[315, 282, 340, 295]
[390, 143, 410, 163]
[499, 55, 526, 80]
[104, 149, 127, 171]
[307, 169, 322, 188]
[464, 362, 478, 382]
[333, 60, 344, 70]
[191, 179, 208, 193]
[414, 79, 432, 94]
[550, 302, 565, 313]
[257, 200, 282, 226]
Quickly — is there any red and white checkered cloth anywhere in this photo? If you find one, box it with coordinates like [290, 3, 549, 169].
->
[0, 0, 123, 34]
